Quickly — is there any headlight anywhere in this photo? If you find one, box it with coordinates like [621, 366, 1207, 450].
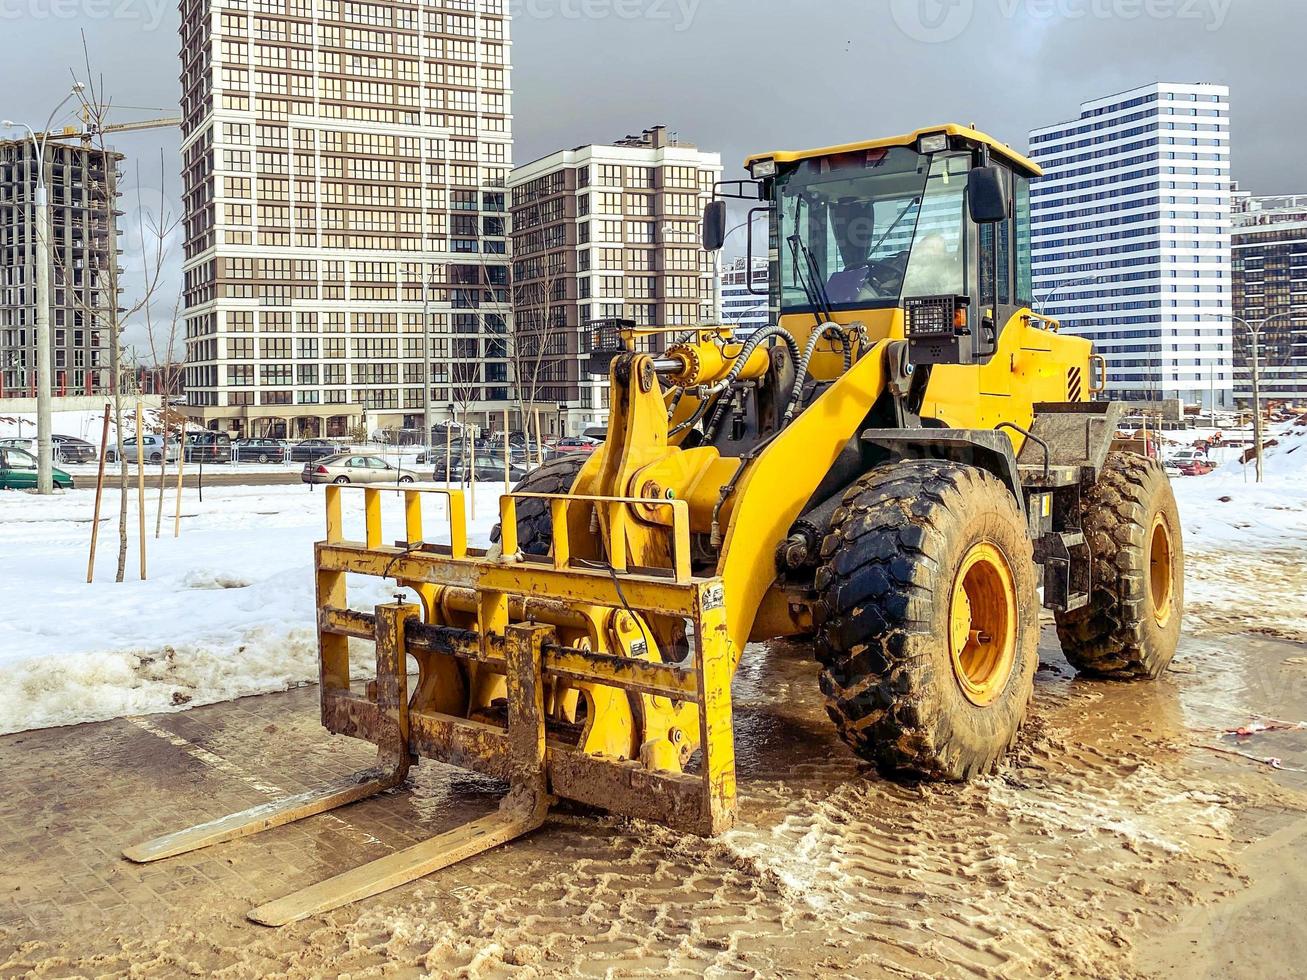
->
[749, 158, 777, 180]
[917, 132, 949, 155]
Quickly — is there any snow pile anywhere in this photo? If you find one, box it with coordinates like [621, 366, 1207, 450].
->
[1171, 428, 1307, 639]
[1212, 425, 1307, 484]
[0, 483, 500, 734]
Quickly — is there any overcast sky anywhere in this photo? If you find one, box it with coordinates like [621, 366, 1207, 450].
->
[1, 0, 1299, 358]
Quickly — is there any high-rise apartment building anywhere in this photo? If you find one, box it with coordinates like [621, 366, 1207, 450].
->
[1232, 192, 1307, 406]
[179, 0, 513, 439]
[1029, 82, 1233, 408]
[508, 126, 721, 437]
[0, 139, 121, 400]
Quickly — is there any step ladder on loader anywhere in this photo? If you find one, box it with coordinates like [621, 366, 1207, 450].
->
[124, 483, 737, 926]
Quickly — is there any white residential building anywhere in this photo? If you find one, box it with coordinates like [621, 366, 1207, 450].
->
[719, 257, 769, 336]
[179, 0, 514, 439]
[1029, 82, 1233, 409]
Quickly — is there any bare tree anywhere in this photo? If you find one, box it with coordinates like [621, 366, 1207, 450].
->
[509, 254, 571, 453]
[65, 46, 177, 581]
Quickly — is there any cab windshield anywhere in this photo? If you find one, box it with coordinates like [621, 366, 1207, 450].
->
[776, 147, 970, 313]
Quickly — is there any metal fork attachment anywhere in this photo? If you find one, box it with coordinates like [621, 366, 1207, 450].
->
[124, 484, 736, 925]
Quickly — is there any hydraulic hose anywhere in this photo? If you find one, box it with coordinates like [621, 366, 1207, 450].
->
[699, 325, 802, 440]
[782, 323, 852, 426]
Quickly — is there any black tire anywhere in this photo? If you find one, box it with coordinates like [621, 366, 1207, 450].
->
[258, 452, 270, 463]
[149, 452, 162, 464]
[1055, 452, 1183, 679]
[333, 476, 350, 485]
[489, 454, 587, 556]
[399, 475, 415, 485]
[814, 460, 1039, 781]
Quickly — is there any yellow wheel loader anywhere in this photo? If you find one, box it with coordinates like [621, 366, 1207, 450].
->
[125, 125, 1184, 924]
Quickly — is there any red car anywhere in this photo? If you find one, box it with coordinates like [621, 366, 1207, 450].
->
[552, 438, 599, 455]
[1179, 460, 1214, 477]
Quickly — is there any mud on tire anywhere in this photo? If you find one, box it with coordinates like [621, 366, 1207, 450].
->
[1054, 452, 1183, 679]
[489, 454, 587, 556]
[813, 460, 1039, 781]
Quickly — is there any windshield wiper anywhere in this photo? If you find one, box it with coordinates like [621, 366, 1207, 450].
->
[787, 195, 834, 321]
[868, 196, 921, 259]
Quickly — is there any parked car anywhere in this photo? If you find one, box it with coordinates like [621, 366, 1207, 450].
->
[1162, 460, 1183, 478]
[301, 454, 419, 485]
[1167, 448, 1208, 468]
[291, 439, 343, 462]
[431, 453, 529, 484]
[0, 447, 73, 489]
[1179, 459, 1215, 477]
[0, 437, 33, 452]
[234, 438, 290, 463]
[52, 434, 97, 463]
[105, 435, 181, 464]
[185, 431, 232, 464]
[551, 437, 599, 455]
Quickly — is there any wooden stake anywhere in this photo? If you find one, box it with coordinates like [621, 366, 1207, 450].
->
[466, 412, 475, 520]
[503, 406, 511, 493]
[86, 404, 111, 584]
[135, 402, 147, 580]
[173, 423, 185, 538]
[154, 410, 168, 538]
[445, 432, 453, 491]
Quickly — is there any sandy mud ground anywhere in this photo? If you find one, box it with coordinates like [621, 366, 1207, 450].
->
[2, 560, 1306, 978]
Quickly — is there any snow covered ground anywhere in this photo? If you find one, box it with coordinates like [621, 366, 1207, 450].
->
[1, 424, 1304, 737]
[1171, 424, 1307, 641]
[0, 481, 502, 735]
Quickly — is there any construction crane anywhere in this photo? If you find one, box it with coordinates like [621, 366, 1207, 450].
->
[32, 105, 182, 145]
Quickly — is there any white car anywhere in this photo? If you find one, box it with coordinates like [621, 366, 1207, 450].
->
[105, 435, 181, 464]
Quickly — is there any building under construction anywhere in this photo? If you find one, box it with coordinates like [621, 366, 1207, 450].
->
[0, 138, 122, 401]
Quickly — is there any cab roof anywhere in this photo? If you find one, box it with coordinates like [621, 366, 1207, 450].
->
[744, 124, 1042, 179]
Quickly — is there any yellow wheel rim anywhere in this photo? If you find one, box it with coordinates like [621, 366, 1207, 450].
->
[1149, 514, 1175, 627]
[949, 542, 1018, 707]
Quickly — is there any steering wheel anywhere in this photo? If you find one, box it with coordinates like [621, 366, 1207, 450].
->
[858, 253, 909, 299]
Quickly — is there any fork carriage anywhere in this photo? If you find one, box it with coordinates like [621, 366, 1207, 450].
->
[126, 482, 738, 925]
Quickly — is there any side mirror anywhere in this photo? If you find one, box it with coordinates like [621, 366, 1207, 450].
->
[967, 166, 1009, 224]
[701, 199, 727, 251]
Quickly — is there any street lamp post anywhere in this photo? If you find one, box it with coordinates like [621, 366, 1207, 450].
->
[1204, 310, 1302, 484]
[5, 84, 85, 495]
[422, 270, 433, 451]
[1034, 274, 1101, 315]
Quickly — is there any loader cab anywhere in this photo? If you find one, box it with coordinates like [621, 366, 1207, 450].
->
[737, 126, 1038, 366]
